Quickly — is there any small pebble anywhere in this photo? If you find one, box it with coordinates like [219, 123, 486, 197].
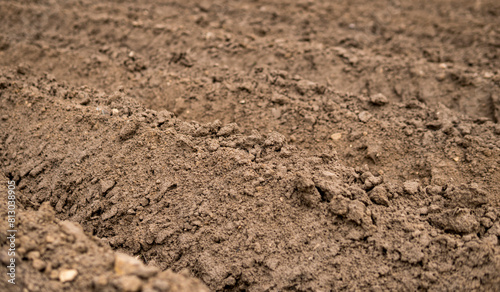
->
[358, 111, 372, 123]
[116, 275, 143, 292]
[436, 72, 446, 81]
[115, 253, 143, 276]
[59, 269, 78, 282]
[369, 93, 388, 105]
[330, 133, 342, 140]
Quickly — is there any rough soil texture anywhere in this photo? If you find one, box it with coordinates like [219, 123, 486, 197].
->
[0, 0, 500, 291]
[0, 175, 209, 292]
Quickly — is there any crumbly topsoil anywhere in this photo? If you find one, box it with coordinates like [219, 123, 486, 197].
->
[0, 0, 500, 291]
[0, 177, 209, 292]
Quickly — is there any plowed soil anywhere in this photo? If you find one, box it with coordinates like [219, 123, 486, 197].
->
[1, 0, 499, 291]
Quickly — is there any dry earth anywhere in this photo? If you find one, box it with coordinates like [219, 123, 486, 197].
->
[0, 0, 499, 291]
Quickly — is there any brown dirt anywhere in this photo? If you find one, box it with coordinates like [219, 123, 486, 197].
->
[0, 175, 209, 292]
[1, 0, 500, 291]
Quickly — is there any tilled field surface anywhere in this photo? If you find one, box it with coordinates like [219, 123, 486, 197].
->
[0, 0, 499, 291]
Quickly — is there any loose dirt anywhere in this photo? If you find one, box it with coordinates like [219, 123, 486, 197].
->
[0, 0, 499, 291]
